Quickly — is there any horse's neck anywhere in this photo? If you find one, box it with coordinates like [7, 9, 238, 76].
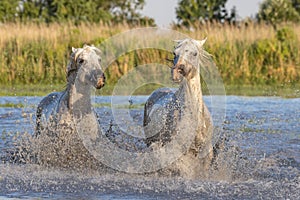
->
[176, 74, 203, 115]
[62, 83, 92, 115]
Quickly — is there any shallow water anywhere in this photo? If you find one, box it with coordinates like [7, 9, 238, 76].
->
[0, 96, 299, 199]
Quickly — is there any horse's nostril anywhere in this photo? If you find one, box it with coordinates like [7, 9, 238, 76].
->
[100, 74, 106, 82]
[178, 65, 184, 74]
[96, 77, 105, 89]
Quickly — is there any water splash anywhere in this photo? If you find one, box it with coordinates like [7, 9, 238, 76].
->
[0, 96, 299, 199]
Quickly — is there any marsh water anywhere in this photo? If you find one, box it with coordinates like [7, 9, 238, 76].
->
[0, 95, 299, 199]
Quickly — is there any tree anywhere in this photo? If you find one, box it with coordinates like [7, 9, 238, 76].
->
[18, 0, 47, 23]
[0, 0, 19, 23]
[43, 0, 112, 24]
[109, 0, 154, 25]
[257, 0, 300, 28]
[0, 0, 153, 25]
[175, 0, 236, 27]
[292, 0, 300, 14]
[292, 0, 300, 15]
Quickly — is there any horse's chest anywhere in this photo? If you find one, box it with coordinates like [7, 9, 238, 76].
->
[57, 111, 74, 128]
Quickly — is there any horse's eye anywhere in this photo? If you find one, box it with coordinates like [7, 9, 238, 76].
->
[193, 52, 198, 56]
[78, 58, 84, 64]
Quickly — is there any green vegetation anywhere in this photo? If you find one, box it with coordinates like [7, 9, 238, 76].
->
[175, 0, 300, 28]
[0, 102, 24, 108]
[0, 101, 145, 109]
[225, 85, 300, 98]
[207, 26, 300, 86]
[1, 84, 298, 97]
[0, 84, 65, 96]
[0, 0, 154, 25]
[257, 0, 300, 28]
[176, 0, 237, 27]
[0, 23, 299, 97]
[0, 0, 299, 97]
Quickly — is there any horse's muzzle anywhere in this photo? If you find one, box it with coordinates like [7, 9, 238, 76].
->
[172, 65, 184, 83]
[95, 73, 105, 89]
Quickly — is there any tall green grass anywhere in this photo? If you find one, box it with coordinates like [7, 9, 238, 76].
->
[0, 22, 299, 96]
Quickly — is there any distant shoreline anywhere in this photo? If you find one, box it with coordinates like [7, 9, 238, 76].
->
[0, 84, 299, 98]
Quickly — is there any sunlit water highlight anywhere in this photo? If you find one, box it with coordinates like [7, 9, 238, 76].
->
[0, 96, 299, 199]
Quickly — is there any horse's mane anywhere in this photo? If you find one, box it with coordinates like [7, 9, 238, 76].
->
[66, 50, 77, 87]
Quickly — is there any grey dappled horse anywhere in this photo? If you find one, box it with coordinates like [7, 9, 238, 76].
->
[143, 38, 214, 177]
[34, 45, 105, 168]
[35, 45, 105, 135]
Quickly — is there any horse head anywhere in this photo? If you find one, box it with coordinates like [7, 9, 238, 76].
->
[67, 45, 105, 89]
[172, 38, 207, 83]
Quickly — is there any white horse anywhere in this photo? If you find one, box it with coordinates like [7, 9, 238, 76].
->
[34, 45, 105, 168]
[143, 38, 213, 177]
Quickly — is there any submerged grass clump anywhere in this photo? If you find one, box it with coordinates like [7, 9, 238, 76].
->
[0, 102, 24, 108]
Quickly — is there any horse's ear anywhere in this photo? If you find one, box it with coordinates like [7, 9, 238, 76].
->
[173, 39, 183, 44]
[197, 37, 207, 47]
[72, 47, 76, 53]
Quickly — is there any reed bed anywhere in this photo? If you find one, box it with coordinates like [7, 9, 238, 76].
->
[0, 22, 299, 95]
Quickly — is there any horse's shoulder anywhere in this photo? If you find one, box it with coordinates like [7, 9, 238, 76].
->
[144, 87, 177, 127]
[151, 87, 176, 95]
[146, 87, 176, 106]
[38, 92, 62, 107]
[36, 92, 63, 117]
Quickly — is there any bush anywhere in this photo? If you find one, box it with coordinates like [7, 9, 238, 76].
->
[257, 0, 300, 28]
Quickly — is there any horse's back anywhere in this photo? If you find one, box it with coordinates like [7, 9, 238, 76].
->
[143, 88, 176, 125]
[143, 88, 177, 145]
[35, 92, 63, 136]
